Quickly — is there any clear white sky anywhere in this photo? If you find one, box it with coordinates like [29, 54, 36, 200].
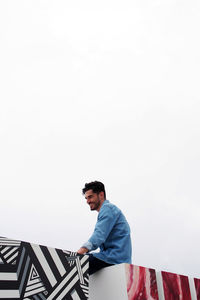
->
[0, 0, 200, 278]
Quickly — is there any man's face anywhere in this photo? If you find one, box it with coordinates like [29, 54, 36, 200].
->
[84, 189, 102, 211]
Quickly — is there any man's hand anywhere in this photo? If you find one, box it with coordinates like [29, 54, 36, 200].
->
[77, 247, 89, 254]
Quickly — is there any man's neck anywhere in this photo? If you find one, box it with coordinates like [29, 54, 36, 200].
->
[97, 199, 105, 212]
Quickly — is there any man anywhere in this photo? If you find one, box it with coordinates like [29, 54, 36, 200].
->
[77, 181, 132, 275]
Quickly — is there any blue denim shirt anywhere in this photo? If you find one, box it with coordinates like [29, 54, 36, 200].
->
[82, 200, 132, 264]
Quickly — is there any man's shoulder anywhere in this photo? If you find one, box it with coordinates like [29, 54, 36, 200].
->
[100, 200, 121, 214]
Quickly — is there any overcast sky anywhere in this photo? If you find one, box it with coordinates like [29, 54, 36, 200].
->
[0, 0, 200, 279]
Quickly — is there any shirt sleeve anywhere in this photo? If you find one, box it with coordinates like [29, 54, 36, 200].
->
[82, 205, 120, 251]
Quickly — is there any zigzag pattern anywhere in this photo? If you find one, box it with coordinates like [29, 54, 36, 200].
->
[0, 237, 89, 300]
[0, 237, 21, 265]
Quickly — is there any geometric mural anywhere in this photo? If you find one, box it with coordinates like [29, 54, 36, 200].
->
[1, 236, 200, 300]
[0, 237, 89, 299]
[125, 264, 159, 300]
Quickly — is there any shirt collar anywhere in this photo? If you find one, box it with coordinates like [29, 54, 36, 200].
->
[99, 199, 109, 211]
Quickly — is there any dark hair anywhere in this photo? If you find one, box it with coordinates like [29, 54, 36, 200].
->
[82, 181, 106, 199]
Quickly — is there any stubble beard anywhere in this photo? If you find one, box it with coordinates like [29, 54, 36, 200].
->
[90, 197, 101, 211]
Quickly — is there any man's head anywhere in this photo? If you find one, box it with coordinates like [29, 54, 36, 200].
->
[82, 181, 106, 211]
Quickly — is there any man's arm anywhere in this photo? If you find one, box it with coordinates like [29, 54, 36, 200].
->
[78, 205, 120, 253]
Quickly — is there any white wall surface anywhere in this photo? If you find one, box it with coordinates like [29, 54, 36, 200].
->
[89, 264, 128, 300]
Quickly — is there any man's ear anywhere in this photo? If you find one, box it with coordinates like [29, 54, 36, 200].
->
[99, 191, 105, 200]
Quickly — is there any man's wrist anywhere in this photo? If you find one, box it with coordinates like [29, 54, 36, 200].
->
[82, 241, 93, 251]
